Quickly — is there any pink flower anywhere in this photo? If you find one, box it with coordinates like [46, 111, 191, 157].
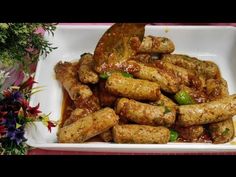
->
[27, 103, 42, 116]
[0, 112, 7, 118]
[0, 125, 6, 135]
[19, 76, 37, 90]
[13, 70, 25, 86]
[47, 121, 56, 133]
[25, 47, 34, 53]
[19, 98, 29, 110]
[34, 27, 45, 36]
[3, 89, 12, 98]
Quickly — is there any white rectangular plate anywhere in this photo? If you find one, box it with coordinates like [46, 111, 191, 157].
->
[25, 24, 236, 153]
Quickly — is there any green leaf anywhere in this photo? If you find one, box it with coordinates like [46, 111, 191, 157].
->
[0, 23, 9, 30]
[16, 123, 22, 129]
[0, 23, 57, 73]
[1, 141, 28, 155]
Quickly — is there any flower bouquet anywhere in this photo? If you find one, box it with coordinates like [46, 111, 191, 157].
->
[0, 77, 57, 155]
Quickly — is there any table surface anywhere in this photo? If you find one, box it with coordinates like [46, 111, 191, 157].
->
[28, 148, 236, 155]
[28, 23, 236, 155]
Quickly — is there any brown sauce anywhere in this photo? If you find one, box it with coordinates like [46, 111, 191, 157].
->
[59, 88, 75, 128]
[60, 88, 100, 128]
[177, 133, 212, 143]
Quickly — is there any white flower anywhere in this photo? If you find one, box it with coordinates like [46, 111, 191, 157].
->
[0, 70, 9, 88]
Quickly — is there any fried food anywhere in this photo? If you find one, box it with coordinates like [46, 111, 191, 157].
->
[99, 129, 113, 142]
[209, 118, 235, 144]
[58, 108, 119, 143]
[113, 124, 170, 144]
[150, 94, 177, 108]
[175, 125, 205, 141]
[126, 60, 180, 93]
[161, 54, 221, 79]
[207, 78, 235, 144]
[106, 72, 160, 101]
[138, 36, 175, 54]
[154, 60, 205, 89]
[116, 98, 176, 127]
[56, 23, 236, 144]
[177, 94, 236, 127]
[206, 78, 229, 101]
[55, 61, 93, 100]
[78, 53, 99, 84]
[63, 108, 91, 126]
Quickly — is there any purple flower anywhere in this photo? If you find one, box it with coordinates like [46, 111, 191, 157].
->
[7, 127, 26, 145]
[3, 90, 23, 102]
[12, 91, 23, 102]
[5, 119, 16, 129]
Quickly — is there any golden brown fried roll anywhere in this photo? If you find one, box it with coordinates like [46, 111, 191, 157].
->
[63, 108, 91, 127]
[177, 94, 236, 127]
[74, 94, 101, 112]
[58, 108, 119, 143]
[206, 78, 229, 101]
[161, 54, 220, 79]
[116, 98, 176, 127]
[174, 85, 207, 141]
[150, 94, 177, 108]
[175, 125, 205, 141]
[99, 129, 113, 142]
[126, 60, 180, 93]
[78, 53, 99, 84]
[55, 61, 93, 100]
[138, 36, 175, 54]
[105, 73, 160, 101]
[130, 53, 160, 64]
[156, 61, 189, 85]
[220, 79, 230, 96]
[155, 61, 205, 89]
[113, 124, 170, 144]
[209, 118, 235, 144]
[207, 78, 235, 144]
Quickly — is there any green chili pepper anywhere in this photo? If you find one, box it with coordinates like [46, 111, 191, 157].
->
[169, 130, 179, 142]
[174, 90, 195, 105]
[164, 106, 171, 114]
[222, 128, 230, 136]
[122, 72, 133, 78]
[155, 100, 164, 106]
[99, 73, 110, 79]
